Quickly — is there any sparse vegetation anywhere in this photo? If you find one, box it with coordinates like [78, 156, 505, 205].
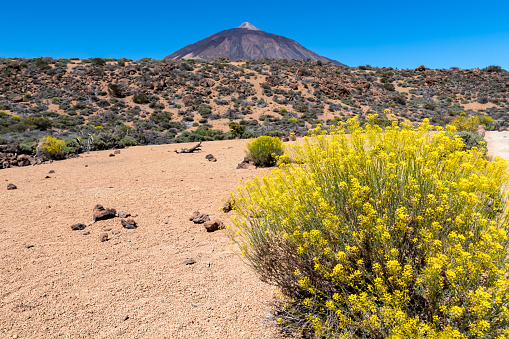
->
[245, 136, 284, 167]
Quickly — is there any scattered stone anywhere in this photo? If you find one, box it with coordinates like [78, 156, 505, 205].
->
[26, 245, 34, 249]
[114, 150, 121, 154]
[103, 228, 112, 232]
[221, 198, 234, 213]
[70, 223, 87, 231]
[118, 211, 131, 218]
[45, 176, 51, 179]
[111, 230, 121, 235]
[93, 204, 117, 222]
[85, 165, 88, 167]
[183, 258, 196, 265]
[99, 233, 109, 242]
[203, 220, 225, 232]
[206, 262, 211, 267]
[121, 218, 137, 229]
[82, 231, 90, 235]
[236, 157, 256, 169]
[121, 314, 129, 321]
[189, 211, 200, 221]
[205, 154, 217, 162]
[109, 153, 115, 157]
[49, 170, 55, 173]
[7, 183, 17, 190]
[192, 213, 210, 224]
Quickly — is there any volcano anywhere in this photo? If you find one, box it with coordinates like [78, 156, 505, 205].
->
[164, 22, 346, 66]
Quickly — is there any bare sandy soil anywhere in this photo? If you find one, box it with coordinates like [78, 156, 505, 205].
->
[1, 134, 508, 339]
[485, 131, 509, 162]
[0, 139, 280, 339]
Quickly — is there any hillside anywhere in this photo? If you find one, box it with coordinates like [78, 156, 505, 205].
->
[0, 57, 508, 167]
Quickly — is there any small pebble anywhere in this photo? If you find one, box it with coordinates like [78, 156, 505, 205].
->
[99, 233, 108, 242]
[183, 258, 196, 265]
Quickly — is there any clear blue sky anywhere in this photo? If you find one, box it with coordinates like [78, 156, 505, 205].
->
[1, 0, 508, 70]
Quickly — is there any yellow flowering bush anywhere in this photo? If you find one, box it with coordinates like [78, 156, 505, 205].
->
[38, 135, 67, 159]
[231, 116, 509, 338]
[246, 136, 284, 167]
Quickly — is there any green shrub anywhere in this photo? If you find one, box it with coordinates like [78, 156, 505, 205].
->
[455, 131, 487, 152]
[231, 117, 509, 338]
[117, 136, 138, 148]
[246, 136, 284, 167]
[229, 122, 246, 138]
[108, 84, 126, 98]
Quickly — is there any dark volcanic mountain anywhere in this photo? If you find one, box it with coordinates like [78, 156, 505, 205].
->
[164, 22, 346, 66]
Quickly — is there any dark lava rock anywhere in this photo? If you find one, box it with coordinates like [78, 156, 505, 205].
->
[70, 223, 87, 231]
[183, 258, 196, 265]
[236, 157, 256, 169]
[109, 153, 115, 157]
[121, 218, 137, 229]
[93, 204, 117, 222]
[205, 154, 217, 162]
[7, 183, 17, 190]
[49, 170, 55, 173]
[192, 213, 210, 224]
[221, 198, 234, 213]
[118, 211, 131, 218]
[189, 211, 200, 221]
[203, 220, 225, 232]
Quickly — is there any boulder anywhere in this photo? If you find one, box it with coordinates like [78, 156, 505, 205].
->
[7, 183, 17, 190]
[93, 204, 117, 222]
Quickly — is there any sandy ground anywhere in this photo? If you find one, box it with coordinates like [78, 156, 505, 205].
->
[0, 139, 281, 339]
[1, 133, 508, 339]
[485, 131, 509, 162]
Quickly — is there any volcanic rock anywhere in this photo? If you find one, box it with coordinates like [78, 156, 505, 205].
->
[121, 218, 137, 229]
[203, 220, 225, 232]
[93, 204, 117, 222]
[70, 223, 87, 231]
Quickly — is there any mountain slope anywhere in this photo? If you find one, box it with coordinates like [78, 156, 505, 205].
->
[165, 22, 346, 66]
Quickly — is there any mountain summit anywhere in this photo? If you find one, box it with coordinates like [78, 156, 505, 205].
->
[164, 23, 346, 66]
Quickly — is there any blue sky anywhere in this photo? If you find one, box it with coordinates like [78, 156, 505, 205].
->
[1, 0, 508, 69]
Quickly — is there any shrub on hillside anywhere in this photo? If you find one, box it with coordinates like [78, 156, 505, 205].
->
[231, 117, 509, 338]
[246, 136, 284, 167]
[37, 136, 68, 159]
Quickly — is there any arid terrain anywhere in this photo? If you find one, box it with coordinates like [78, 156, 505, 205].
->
[1, 133, 508, 338]
[1, 57, 508, 172]
[0, 139, 281, 339]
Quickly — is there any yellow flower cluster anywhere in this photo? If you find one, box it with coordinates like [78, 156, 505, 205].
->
[231, 116, 509, 338]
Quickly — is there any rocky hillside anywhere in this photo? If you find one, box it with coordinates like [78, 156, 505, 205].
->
[0, 56, 508, 168]
[165, 22, 345, 66]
